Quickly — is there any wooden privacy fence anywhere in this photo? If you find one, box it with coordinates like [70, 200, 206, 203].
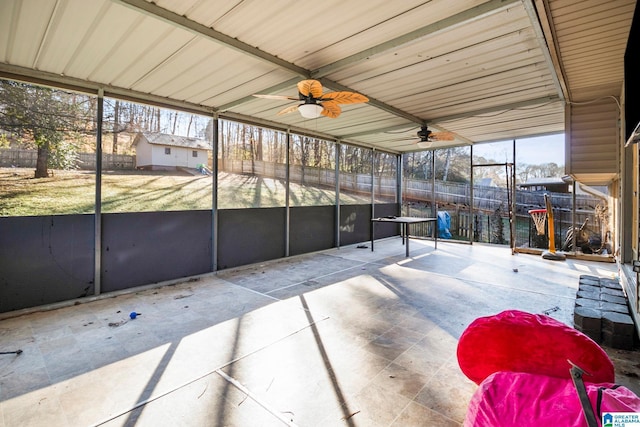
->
[404, 178, 601, 214]
[79, 153, 135, 170]
[405, 200, 604, 249]
[220, 158, 605, 248]
[0, 149, 135, 170]
[219, 158, 397, 197]
[219, 158, 602, 213]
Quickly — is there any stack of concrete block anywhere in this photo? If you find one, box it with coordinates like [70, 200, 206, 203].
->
[573, 275, 637, 350]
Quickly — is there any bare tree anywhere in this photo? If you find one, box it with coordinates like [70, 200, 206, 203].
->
[171, 111, 178, 134]
[0, 80, 93, 177]
[186, 114, 193, 137]
[112, 99, 120, 154]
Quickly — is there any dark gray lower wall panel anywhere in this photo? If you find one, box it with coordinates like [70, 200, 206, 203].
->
[373, 203, 401, 239]
[0, 204, 397, 313]
[0, 215, 94, 313]
[217, 208, 285, 270]
[290, 206, 335, 256]
[340, 204, 372, 246]
[339, 203, 399, 247]
[101, 211, 212, 292]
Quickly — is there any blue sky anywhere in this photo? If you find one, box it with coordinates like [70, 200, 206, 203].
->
[515, 134, 565, 165]
[474, 133, 565, 166]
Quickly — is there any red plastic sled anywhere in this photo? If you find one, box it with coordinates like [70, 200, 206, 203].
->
[457, 310, 640, 427]
[457, 310, 614, 385]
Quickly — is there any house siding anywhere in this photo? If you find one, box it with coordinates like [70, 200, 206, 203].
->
[134, 133, 209, 170]
[567, 101, 619, 183]
[135, 137, 153, 168]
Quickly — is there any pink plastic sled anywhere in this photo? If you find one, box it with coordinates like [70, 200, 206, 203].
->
[457, 310, 640, 427]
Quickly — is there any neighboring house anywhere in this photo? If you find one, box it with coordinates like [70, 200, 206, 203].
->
[133, 132, 211, 171]
[477, 178, 494, 187]
[518, 177, 571, 193]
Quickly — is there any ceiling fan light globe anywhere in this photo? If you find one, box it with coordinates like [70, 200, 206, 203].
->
[298, 103, 323, 119]
[416, 141, 433, 149]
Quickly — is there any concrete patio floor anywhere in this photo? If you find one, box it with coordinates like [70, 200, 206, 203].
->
[1, 237, 638, 426]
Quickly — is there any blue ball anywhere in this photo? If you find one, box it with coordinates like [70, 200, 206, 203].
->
[129, 312, 137, 319]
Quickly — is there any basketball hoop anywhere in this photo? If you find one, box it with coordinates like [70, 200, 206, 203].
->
[528, 209, 547, 235]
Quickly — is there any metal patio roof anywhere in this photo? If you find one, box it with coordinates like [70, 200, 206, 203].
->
[0, 0, 635, 153]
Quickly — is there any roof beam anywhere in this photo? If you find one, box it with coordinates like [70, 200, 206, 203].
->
[319, 78, 425, 125]
[340, 123, 421, 139]
[523, 0, 567, 102]
[112, 0, 310, 78]
[427, 95, 562, 124]
[217, 77, 300, 112]
[338, 96, 562, 142]
[311, 0, 520, 78]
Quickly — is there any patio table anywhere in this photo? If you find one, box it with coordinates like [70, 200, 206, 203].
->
[370, 216, 438, 257]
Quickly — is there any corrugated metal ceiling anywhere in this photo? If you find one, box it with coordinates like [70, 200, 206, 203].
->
[0, 0, 635, 153]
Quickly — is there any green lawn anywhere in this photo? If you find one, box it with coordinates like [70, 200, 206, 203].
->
[0, 168, 380, 216]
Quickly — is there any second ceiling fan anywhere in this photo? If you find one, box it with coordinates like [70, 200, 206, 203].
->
[253, 79, 368, 119]
[416, 126, 455, 143]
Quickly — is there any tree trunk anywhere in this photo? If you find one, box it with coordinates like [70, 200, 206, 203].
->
[35, 141, 50, 178]
[128, 103, 135, 131]
[273, 131, 279, 163]
[241, 124, 247, 159]
[314, 139, 320, 167]
[255, 127, 263, 160]
[443, 148, 451, 181]
[113, 100, 120, 154]
[186, 114, 193, 137]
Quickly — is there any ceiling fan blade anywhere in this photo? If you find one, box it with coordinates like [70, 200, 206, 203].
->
[297, 79, 323, 98]
[253, 94, 299, 101]
[430, 131, 455, 141]
[276, 104, 301, 116]
[255, 80, 364, 118]
[319, 91, 368, 104]
[320, 101, 341, 118]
